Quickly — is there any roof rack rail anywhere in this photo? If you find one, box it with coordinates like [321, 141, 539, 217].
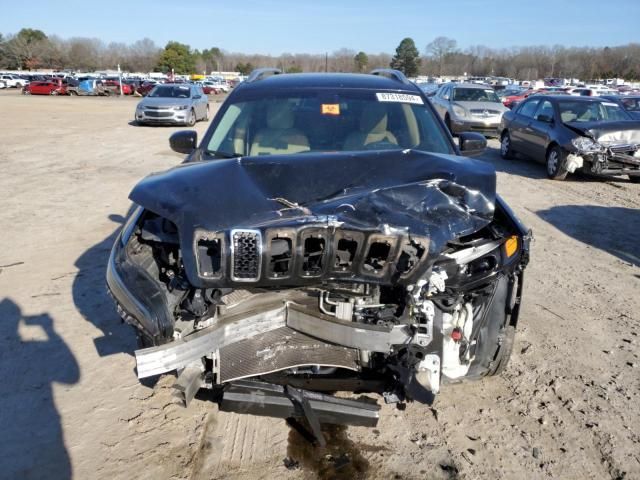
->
[246, 68, 282, 83]
[370, 69, 410, 84]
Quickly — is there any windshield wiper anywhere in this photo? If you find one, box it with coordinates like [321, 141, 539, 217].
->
[206, 150, 243, 159]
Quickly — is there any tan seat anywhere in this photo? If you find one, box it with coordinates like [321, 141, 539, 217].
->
[343, 103, 398, 151]
[249, 103, 310, 156]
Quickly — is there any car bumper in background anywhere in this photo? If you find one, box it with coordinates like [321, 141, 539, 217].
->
[450, 118, 501, 137]
[136, 108, 189, 125]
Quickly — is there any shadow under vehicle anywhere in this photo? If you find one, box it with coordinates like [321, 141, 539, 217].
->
[106, 69, 531, 445]
[499, 94, 640, 182]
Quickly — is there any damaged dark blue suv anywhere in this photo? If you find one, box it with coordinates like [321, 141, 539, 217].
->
[107, 69, 531, 441]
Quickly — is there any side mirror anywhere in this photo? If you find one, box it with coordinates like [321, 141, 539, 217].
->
[537, 114, 554, 124]
[193, 94, 201, 99]
[459, 132, 487, 156]
[170, 130, 197, 154]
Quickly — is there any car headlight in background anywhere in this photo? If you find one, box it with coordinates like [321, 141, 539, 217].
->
[571, 136, 602, 152]
[173, 105, 189, 111]
[452, 104, 468, 118]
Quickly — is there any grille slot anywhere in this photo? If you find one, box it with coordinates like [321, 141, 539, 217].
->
[469, 109, 501, 116]
[231, 230, 262, 281]
[302, 236, 325, 276]
[363, 240, 393, 274]
[268, 237, 292, 277]
[144, 110, 172, 117]
[197, 237, 222, 278]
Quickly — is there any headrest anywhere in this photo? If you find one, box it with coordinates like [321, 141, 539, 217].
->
[360, 103, 388, 133]
[266, 102, 295, 129]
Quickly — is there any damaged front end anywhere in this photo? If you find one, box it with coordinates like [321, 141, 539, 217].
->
[107, 149, 530, 432]
[564, 122, 640, 178]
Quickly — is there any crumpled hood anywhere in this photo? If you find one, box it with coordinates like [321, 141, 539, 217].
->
[129, 149, 496, 286]
[565, 120, 640, 143]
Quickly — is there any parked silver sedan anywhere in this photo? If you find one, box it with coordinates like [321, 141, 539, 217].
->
[430, 83, 508, 137]
[134, 84, 209, 126]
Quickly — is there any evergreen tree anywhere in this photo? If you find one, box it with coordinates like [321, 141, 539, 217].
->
[390, 38, 420, 77]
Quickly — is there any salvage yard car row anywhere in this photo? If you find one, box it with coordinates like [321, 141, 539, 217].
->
[7, 71, 233, 96]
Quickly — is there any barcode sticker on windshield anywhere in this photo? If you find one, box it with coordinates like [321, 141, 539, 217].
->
[376, 92, 424, 104]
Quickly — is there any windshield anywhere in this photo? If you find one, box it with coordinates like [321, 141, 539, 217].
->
[148, 85, 191, 98]
[558, 100, 631, 122]
[206, 91, 453, 157]
[452, 88, 500, 102]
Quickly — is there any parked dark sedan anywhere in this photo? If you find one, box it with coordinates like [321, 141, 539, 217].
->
[600, 95, 640, 120]
[500, 95, 640, 182]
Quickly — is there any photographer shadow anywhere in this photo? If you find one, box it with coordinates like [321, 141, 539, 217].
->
[0, 298, 79, 479]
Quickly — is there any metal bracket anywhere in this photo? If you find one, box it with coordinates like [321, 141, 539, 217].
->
[286, 386, 326, 447]
[172, 362, 204, 407]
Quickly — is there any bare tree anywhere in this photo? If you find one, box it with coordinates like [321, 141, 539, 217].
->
[426, 37, 457, 75]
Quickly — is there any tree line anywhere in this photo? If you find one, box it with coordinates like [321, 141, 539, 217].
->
[1, 28, 639, 81]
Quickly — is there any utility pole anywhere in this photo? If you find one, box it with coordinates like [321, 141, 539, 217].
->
[325, 53, 328, 73]
[117, 63, 123, 96]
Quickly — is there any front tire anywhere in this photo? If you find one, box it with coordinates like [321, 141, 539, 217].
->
[187, 108, 196, 127]
[204, 105, 210, 121]
[546, 146, 569, 180]
[500, 131, 515, 159]
[487, 325, 516, 376]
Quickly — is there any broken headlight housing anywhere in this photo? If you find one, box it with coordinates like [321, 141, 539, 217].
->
[571, 136, 602, 153]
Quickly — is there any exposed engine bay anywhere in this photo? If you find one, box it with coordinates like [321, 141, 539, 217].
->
[565, 122, 640, 176]
[107, 149, 530, 434]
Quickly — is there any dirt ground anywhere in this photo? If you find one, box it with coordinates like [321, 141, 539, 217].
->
[0, 89, 639, 480]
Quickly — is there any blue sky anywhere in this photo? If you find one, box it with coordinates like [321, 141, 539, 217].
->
[3, 0, 639, 54]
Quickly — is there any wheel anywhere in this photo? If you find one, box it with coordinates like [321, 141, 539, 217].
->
[500, 131, 515, 159]
[629, 175, 640, 183]
[546, 145, 569, 180]
[50, 90, 59, 96]
[187, 108, 196, 127]
[204, 105, 210, 121]
[487, 325, 516, 376]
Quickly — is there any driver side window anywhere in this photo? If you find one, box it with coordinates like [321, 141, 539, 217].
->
[518, 99, 540, 119]
[534, 100, 554, 121]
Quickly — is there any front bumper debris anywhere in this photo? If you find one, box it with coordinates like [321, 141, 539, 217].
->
[134, 301, 414, 379]
[220, 380, 380, 429]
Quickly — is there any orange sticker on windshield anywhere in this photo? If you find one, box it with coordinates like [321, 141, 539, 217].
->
[321, 104, 340, 115]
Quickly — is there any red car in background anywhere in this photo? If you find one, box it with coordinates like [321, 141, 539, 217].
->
[137, 81, 159, 96]
[24, 80, 67, 95]
[502, 89, 546, 108]
[104, 80, 133, 95]
[200, 84, 221, 95]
